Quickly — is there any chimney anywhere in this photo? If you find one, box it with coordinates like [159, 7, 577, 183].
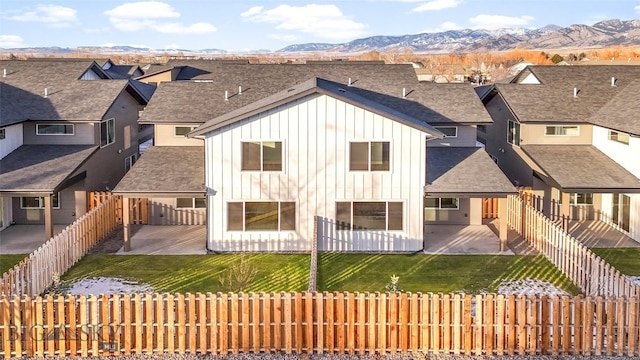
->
[238, 86, 242, 95]
[224, 90, 228, 101]
[611, 77, 616, 87]
[573, 87, 578, 98]
[402, 88, 406, 99]
[44, 88, 48, 98]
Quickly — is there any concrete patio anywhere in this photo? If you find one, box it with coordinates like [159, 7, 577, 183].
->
[116, 225, 207, 255]
[423, 224, 515, 255]
[0, 225, 68, 254]
[568, 220, 640, 248]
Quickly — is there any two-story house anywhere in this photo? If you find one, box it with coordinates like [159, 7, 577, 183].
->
[477, 65, 640, 243]
[115, 61, 515, 252]
[0, 59, 153, 239]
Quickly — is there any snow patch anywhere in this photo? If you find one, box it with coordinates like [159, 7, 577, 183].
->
[628, 276, 640, 287]
[497, 278, 568, 296]
[66, 277, 154, 296]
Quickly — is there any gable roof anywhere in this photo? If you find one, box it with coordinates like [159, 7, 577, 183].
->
[189, 77, 444, 138]
[426, 147, 516, 196]
[0, 145, 97, 193]
[588, 79, 640, 135]
[521, 145, 640, 192]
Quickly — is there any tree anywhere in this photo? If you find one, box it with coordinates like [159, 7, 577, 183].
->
[550, 54, 564, 64]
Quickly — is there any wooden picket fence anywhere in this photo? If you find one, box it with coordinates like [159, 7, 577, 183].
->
[482, 198, 499, 219]
[0, 196, 120, 297]
[507, 194, 640, 298]
[87, 192, 149, 225]
[1, 292, 638, 357]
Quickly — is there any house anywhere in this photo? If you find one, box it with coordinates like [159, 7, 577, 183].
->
[477, 65, 640, 243]
[414, 64, 468, 83]
[0, 59, 153, 238]
[115, 61, 515, 252]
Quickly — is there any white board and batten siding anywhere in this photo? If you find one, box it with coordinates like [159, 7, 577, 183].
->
[592, 125, 640, 243]
[0, 123, 23, 159]
[205, 93, 428, 252]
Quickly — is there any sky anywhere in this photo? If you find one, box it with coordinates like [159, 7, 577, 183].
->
[0, 0, 639, 52]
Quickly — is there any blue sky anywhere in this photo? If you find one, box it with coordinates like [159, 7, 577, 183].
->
[1, 0, 638, 51]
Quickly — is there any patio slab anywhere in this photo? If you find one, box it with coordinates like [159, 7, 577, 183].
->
[116, 225, 207, 255]
[0, 225, 68, 254]
[423, 224, 515, 255]
[568, 220, 640, 248]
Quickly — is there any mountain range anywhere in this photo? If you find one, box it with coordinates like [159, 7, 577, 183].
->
[278, 19, 640, 53]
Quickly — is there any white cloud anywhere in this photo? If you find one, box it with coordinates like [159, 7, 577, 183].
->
[422, 21, 461, 33]
[469, 14, 535, 29]
[5, 4, 77, 28]
[104, 1, 216, 34]
[411, 0, 461, 12]
[0, 34, 26, 48]
[241, 4, 367, 40]
[268, 34, 298, 42]
[84, 27, 110, 33]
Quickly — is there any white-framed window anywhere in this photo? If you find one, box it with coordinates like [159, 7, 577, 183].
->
[350, 141, 390, 171]
[36, 124, 74, 135]
[507, 120, 520, 146]
[227, 201, 296, 231]
[434, 126, 458, 138]
[425, 197, 459, 210]
[176, 198, 206, 209]
[335, 201, 403, 231]
[545, 125, 579, 136]
[125, 154, 137, 172]
[20, 193, 60, 209]
[174, 126, 197, 137]
[570, 193, 593, 205]
[100, 118, 115, 147]
[242, 141, 283, 171]
[0, 128, 5, 140]
[608, 130, 629, 145]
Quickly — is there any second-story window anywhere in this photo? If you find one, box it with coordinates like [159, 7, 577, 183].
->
[174, 126, 196, 137]
[0, 128, 5, 140]
[100, 118, 115, 147]
[36, 124, 74, 135]
[242, 141, 282, 171]
[350, 141, 390, 171]
[608, 130, 629, 145]
[507, 120, 520, 146]
[545, 126, 579, 136]
[434, 126, 458, 137]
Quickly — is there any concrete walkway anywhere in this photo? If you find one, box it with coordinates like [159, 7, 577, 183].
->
[423, 224, 515, 255]
[0, 225, 68, 254]
[116, 225, 207, 255]
[568, 220, 640, 248]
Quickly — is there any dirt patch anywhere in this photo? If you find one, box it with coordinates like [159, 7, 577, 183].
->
[88, 224, 142, 254]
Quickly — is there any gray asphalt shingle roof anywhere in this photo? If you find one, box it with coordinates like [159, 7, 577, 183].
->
[0, 145, 97, 192]
[521, 145, 640, 192]
[588, 79, 640, 135]
[114, 146, 205, 194]
[140, 62, 491, 125]
[426, 147, 517, 196]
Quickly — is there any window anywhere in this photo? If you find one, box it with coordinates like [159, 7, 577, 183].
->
[477, 124, 487, 133]
[20, 193, 60, 209]
[174, 126, 196, 137]
[176, 198, 206, 209]
[570, 193, 593, 205]
[36, 124, 74, 135]
[434, 126, 457, 137]
[425, 197, 459, 210]
[608, 130, 629, 145]
[507, 120, 520, 146]
[335, 201, 403, 231]
[545, 126, 579, 136]
[125, 154, 137, 172]
[100, 118, 115, 147]
[489, 154, 499, 164]
[0, 128, 5, 140]
[242, 141, 282, 171]
[227, 201, 295, 231]
[350, 141, 390, 171]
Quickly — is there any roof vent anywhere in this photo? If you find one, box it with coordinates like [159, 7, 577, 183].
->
[2, 69, 5, 78]
[348, 77, 352, 86]
[338, 88, 346, 93]
[44, 88, 48, 98]
[224, 90, 228, 101]
[573, 87, 578, 98]
[611, 77, 617, 87]
[402, 88, 406, 99]
[238, 86, 242, 95]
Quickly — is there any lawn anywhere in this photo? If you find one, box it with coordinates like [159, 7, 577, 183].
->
[590, 248, 640, 276]
[61, 253, 581, 294]
[0, 254, 28, 274]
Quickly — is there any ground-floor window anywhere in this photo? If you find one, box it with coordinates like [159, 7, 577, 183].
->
[227, 201, 296, 231]
[336, 201, 403, 231]
[570, 193, 593, 205]
[20, 193, 60, 209]
[425, 197, 459, 209]
[176, 198, 206, 209]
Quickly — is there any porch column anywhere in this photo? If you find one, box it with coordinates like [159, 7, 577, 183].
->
[74, 191, 87, 219]
[123, 197, 131, 252]
[498, 197, 508, 251]
[561, 191, 571, 218]
[43, 194, 53, 240]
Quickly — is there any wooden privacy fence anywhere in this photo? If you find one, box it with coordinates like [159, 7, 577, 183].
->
[507, 194, 640, 298]
[482, 198, 499, 219]
[0, 196, 120, 297]
[1, 292, 638, 358]
[87, 192, 149, 225]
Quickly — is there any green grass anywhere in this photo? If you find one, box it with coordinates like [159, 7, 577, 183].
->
[590, 248, 640, 276]
[61, 253, 581, 295]
[317, 253, 581, 294]
[0, 254, 28, 274]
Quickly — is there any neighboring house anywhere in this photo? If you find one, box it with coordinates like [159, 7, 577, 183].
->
[415, 64, 468, 83]
[477, 65, 640, 243]
[115, 61, 515, 252]
[0, 59, 153, 238]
